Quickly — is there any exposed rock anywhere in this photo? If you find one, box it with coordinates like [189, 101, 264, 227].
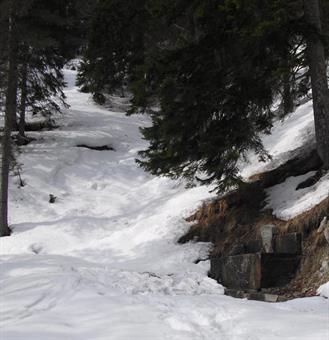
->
[224, 289, 246, 299]
[209, 258, 222, 282]
[211, 254, 262, 290]
[228, 243, 245, 256]
[261, 254, 301, 287]
[225, 288, 284, 302]
[260, 224, 278, 253]
[210, 253, 300, 290]
[249, 292, 280, 303]
[274, 233, 302, 255]
[244, 239, 262, 253]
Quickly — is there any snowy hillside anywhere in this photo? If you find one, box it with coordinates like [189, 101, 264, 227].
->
[0, 68, 328, 340]
[241, 100, 329, 221]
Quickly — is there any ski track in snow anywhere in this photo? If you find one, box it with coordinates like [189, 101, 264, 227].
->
[0, 69, 328, 340]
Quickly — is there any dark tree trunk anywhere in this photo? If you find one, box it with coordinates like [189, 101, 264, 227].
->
[282, 70, 294, 116]
[0, 4, 18, 237]
[18, 57, 28, 141]
[304, 0, 329, 168]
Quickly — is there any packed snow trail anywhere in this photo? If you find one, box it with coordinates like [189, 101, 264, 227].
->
[0, 68, 328, 340]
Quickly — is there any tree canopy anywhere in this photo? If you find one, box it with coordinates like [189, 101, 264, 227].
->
[78, 0, 329, 191]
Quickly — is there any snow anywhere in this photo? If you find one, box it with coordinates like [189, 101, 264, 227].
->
[1, 68, 328, 339]
[318, 282, 329, 299]
[265, 171, 329, 220]
[239, 98, 329, 220]
[240, 101, 316, 179]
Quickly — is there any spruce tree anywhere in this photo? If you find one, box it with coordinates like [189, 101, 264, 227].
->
[77, 0, 147, 101]
[0, 0, 77, 236]
[134, 0, 329, 189]
[78, 0, 329, 191]
[132, 0, 298, 190]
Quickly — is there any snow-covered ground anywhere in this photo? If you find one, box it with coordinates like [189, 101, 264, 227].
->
[240, 101, 316, 179]
[241, 100, 329, 220]
[0, 69, 328, 340]
[265, 170, 329, 220]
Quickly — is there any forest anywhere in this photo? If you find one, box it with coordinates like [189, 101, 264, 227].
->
[0, 1, 328, 339]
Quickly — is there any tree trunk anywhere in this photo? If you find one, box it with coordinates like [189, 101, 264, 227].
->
[304, 0, 329, 168]
[0, 4, 18, 237]
[18, 57, 28, 141]
[282, 53, 294, 116]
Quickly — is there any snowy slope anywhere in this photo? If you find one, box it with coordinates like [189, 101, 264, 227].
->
[265, 170, 329, 220]
[241, 100, 329, 220]
[0, 69, 328, 340]
[240, 101, 316, 179]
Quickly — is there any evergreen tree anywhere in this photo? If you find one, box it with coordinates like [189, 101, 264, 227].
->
[77, 0, 147, 102]
[65, 0, 96, 59]
[16, 46, 67, 143]
[72, 0, 329, 191]
[132, 0, 301, 190]
[0, 0, 79, 236]
[134, 0, 329, 189]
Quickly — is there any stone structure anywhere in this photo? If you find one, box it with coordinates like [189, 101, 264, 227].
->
[260, 224, 278, 253]
[209, 227, 302, 301]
